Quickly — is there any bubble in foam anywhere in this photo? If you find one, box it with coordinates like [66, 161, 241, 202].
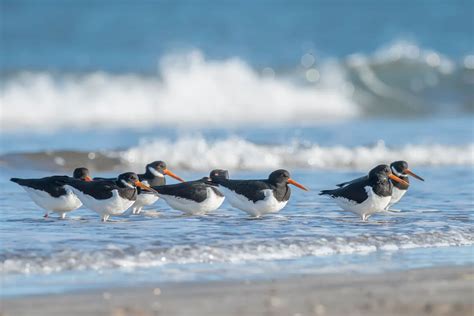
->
[305, 69, 320, 82]
[301, 53, 315, 68]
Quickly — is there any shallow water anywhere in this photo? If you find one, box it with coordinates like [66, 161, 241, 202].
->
[0, 116, 472, 298]
[1, 164, 473, 296]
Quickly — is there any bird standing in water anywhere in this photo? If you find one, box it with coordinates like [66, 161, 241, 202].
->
[320, 164, 408, 221]
[10, 167, 92, 219]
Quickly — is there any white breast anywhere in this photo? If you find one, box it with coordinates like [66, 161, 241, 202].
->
[133, 192, 159, 209]
[22, 186, 82, 213]
[66, 186, 135, 216]
[332, 186, 391, 219]
[386, 186, 407, 209]
[160, 187, 225, 215]
[218, 186, 288, 217]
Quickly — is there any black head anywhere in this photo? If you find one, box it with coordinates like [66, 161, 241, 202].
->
[390, 160, 424, 181]
[368, 164, 408, 186]
[147, 161, 167, 173]
[146, 161, 184, 182]
[118, 172, 158, 193]
[73, 167, 92, 181]
[368, 164, 391, 181]
[268, 169, 290, 184]
[390, 161, 408, 175]
[268, 169, 308, 191]
[117, 172, 140, 188]
[209, 169, 229, 181]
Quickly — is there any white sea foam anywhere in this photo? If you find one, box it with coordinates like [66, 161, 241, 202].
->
[115, 136, 474, 171]
[1, 42, 472, 132]
[0, 51, 357, 131]
[2, 229, 472, 275]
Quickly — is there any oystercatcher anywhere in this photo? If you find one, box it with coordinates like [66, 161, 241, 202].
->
[131, 161, 184, 214]
[336, 161, 424, 210]
[10, 167, 92, 219]
[152, 169, 228, 215]
[94, 161, 184, 214]
[320, 164, 408, 221]
[211, 169, 308, 217]
[64, 172, 156, 222]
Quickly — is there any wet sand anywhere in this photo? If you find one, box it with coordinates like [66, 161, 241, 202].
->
[2, 266, 473, 316]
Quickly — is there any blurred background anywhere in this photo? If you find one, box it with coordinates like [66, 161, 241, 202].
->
[0, 0, 473, 172]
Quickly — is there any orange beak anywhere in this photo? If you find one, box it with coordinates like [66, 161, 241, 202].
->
[388, 173, 409, 186]
[404, 168, 424, 181]
[135, 180, 158, 194]
[288, 178, 309, 191]
[163, 169, 185, 182]
[84, 176, 93, 182]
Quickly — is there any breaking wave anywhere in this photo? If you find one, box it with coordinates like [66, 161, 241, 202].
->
[0, 52, 357, 131]
[117, 137, 474, 170]
[1, 136, 472, 171]
[1, 41, 473, 132]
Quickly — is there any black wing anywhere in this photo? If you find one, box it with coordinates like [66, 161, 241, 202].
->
[336, 175, 368, 187]
[65, 178, 118, 200]
[216, 179, 269, 203]
[11, 176, 69, 197]
[93, 177, 116, 181]
[153, 180, 208, 203]
[320, 180, 370, 204]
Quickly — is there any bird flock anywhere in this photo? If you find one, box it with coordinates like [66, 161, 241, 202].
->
[11, 160, 424, 222]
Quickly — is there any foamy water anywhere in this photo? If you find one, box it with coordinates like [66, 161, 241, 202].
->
[2, 228, 472, 275]
[117, 137, 474, 170]
[1, 42, 473, 132]
[0, 51, 357, 131]
[1, 136, 471, 172]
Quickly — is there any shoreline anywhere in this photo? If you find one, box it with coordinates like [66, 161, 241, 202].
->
[2, 265, 473, 316]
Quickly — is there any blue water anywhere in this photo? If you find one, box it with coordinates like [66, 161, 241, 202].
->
[1, 117, 473, 154]
[1, 163, 473, 296]
[2, 0, 473, 72]
[1, 1, 473, 298]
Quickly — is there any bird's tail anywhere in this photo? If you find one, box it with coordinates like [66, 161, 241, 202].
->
[10, 178, 25, 185]
[319, 189, 334, 196]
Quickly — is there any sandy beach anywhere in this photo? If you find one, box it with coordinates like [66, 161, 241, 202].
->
[2, 266, 473, 316]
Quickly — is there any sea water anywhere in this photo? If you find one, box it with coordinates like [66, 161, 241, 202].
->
[1, 120, 473, 296]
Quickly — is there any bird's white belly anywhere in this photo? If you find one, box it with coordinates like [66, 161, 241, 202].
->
[218, 187, 287, 217]
[387, 186, 406, 208]
[23, 187, 82, 212]
[66, 187, 134, 216]
[161, 188, 225, 215]
[333, 186, 391, 218]
[133, 193, 159, 209]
